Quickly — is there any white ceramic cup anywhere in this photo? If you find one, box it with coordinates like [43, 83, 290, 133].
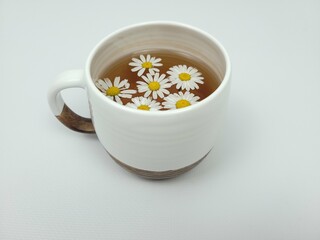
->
[48, 22, 231, 179]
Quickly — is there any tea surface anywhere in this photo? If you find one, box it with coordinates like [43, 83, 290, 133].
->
[95, 50, 221, 111]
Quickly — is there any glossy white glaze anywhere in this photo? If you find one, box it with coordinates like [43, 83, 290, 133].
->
[48, 69, 85, 115]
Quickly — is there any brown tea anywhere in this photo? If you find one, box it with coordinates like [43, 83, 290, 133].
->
[95, 50, 221, 111]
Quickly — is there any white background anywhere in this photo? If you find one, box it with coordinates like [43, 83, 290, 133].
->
[1, 0, 320, 239]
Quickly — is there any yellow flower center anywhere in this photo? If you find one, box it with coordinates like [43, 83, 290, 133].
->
[148, 81, 160, 91]
[137, 105, 150, 111]
[179, 72, 191, 81]
[176, 99, 191, 109]
[106, 86, 120, 96]
[142, 61, 153, 69]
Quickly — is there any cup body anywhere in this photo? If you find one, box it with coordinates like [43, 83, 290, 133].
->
[84, 22, 231, 173]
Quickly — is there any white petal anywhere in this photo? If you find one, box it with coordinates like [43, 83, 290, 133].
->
[129, 62, 142, 67]
[184, 84, 190, 91]
[137, 81, 147, 86]
[164, 97, 173, 104]
[96, 85, 105, 93]
[139, 98, 146, 105]
[153, 58, 161, 63]
[140, 55, 146, 62]
[189, 67, 197, 74]
[96, 79, 109, 90]
[161, 78, 171, 84]
[104, 79, 112, 88]
[162, 89, 170, 95]
[147, 73, 154, 82]
[131, 66, 142, 72]
[194, 79, 204, 84]
[168, 77, 175, 83]
[149, 68, 155, 75]
[97, 79, 106, 87]
[126, 103, 136, 109]
[119, 94, 132, 98]
[143, 98, 150, 105]
[132, 97, 140, 105]
[162, 83, 172, 89]
[189, 83, 196, 90]
[167, 70, 174, 76]
[173, 67, 181, 73]
[115, 96, 123, 104]
[132, 58, 142, 64]
[149, 100, 157, 106]
[118, 79, 128, 88]
[165, 98, 175, 104]
[144, 91, 151, 98]
[158, 74, 165, 82]
[182, 65, 188, 71]
[96, 80, 107, 90]
[146, 54, 151, 62]
[193, 72, 202, 77]
[158, 91, 164, 99]
[152, 63, 162, 67]
[138, 85, 148, 92]
[121, 89, 137, 94]
[114, 77, 120, 87]
[138, 68, 145, 76]
[153, 72, 159, 81]
[163, 103, 175, 109]
[141, 75, 150, 83]
[152, 91, 157, 99]
[185, 93, 193, 101]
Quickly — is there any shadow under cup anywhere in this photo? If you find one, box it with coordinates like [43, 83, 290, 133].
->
[86, 23, 231, 179]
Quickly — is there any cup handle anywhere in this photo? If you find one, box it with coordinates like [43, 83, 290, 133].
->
[47, 69, 95, 133]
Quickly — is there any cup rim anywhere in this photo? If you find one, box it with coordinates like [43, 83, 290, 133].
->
[85, 21, 231, 116]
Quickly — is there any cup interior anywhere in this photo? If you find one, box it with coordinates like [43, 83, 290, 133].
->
[89, 23, 228, 85]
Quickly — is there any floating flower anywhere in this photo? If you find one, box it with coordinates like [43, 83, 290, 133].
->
[129, 54, 162, 76]
[163, 91, 200, 110]
[167, 65, 204, 91]
[136, 73, 171, 99]
[95, 77, 136, 104]
[126, 97, 162, 111]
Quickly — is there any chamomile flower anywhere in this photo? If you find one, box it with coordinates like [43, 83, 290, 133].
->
[167, 65, 204, 91]
[163, 91, 200, 110]
[129, 54, 162, 76]
[136, 73, 171, 99]
[95, 76, 136, 104]
[126, 97, 162, 111]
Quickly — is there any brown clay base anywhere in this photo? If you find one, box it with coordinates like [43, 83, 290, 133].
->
[56, 104, 95, 133]
[108, 152, 210, 180]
